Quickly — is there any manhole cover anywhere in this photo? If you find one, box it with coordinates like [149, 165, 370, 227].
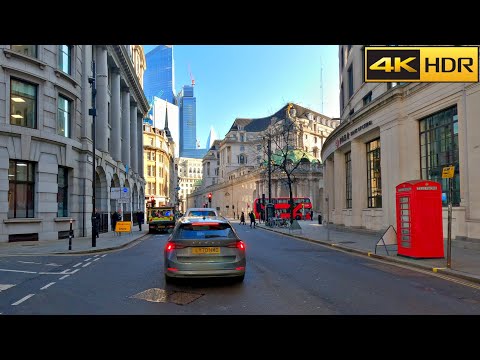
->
[131, 288, 203, 305]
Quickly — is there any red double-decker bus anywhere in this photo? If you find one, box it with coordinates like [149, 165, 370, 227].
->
[253, 197, 313, 220]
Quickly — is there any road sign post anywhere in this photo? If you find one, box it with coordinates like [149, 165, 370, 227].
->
[442, 165, 455, 268]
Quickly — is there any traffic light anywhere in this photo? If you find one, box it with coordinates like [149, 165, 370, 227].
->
[208, 192, 212, 204]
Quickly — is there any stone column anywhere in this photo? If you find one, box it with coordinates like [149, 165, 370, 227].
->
[121, 90, 131, 167]
[351, 139, 367, 227]
[138, 117, 144, 178]
[110, 69, 121, 162]
[333, 150, 345, 224]
[95, 46, 108, 152]
[130, 104, 138, 174]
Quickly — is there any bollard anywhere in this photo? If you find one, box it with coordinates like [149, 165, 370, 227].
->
[68, 218, 73, 250]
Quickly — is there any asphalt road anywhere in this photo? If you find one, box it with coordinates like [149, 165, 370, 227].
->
[1, 223, 480, 315]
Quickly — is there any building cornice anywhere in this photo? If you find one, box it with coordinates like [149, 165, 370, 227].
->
[108, 45, 149, 114]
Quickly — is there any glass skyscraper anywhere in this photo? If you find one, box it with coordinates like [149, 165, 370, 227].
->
[178, 85, 206, 159]
[143, 45, 175, 105]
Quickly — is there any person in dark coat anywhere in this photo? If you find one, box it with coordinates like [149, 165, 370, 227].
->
[249, 211, 256, 228]
[94, 208, 101, 238]
[111, 210, 120, 235]
[136, 211, 143, 231]
[240, 211, 246, 225]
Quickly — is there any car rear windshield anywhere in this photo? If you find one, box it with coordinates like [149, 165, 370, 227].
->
[177, 223, 236, 239]
[188, 211, 216, 216]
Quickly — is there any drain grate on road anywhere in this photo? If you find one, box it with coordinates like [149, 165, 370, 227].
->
[131, 288, 203, 305]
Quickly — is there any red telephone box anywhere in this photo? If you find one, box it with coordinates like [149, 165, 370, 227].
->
[395, 180, 444, 258]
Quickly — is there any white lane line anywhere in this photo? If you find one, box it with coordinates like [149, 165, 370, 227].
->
[18, 261, 42, 265]
[40, 282, 55, 290]
[85, 258, 92, 261]
[93, 255, 99, 257]
[101, 254, 107, 258]
[45, 263, 61, 266]
[38, 272, 74, 275]
[59, 275, 70, 280]
[0, 268, 37, 274]
[93, 258, 100, 262]
[70, 269, 80, 274]
[82, 262, 92, 268]
[73, 262, 83, 268]
[61, 269, 71, 274]
[0, 284, 15, 292]
[12, 294, 35, 306]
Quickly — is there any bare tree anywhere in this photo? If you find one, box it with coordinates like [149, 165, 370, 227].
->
[263, 104, 311, 223]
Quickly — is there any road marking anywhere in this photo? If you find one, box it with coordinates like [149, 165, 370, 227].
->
[38, 271, 75, 275]
[60, 269, 71, 274]
[93, 258, 100, 262]
[82, 262, 92, 268]
[0, 284, 15, 292]
[85, 258, 92, 262]
[46, 263, 61, 266]
[73, 262, 83, 268]
[12, 294, 35, 306]
[433, 267, 446, 273]
[59, 275, 70, 280]
[40, 282, 55, 290]
[94, 254, 99, 257]
[18, 261, 42, 265]
[70, 269, 80, 274]
[0, 268, 37, 274]
[101, 254, 107, 258]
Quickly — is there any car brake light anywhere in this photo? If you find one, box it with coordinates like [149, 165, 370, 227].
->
[227, 240, 245, 250]
[165, 242, 186, 251]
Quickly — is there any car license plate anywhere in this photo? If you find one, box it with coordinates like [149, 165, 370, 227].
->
[192, 247, 220, 255]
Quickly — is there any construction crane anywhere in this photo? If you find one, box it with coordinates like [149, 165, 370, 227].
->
[188, 63, 195, 86]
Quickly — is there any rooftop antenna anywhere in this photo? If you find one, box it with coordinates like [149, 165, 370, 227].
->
[188, 63, 195, 86]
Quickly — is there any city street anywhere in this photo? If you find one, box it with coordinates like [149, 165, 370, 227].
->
[1, 224, 480, 315]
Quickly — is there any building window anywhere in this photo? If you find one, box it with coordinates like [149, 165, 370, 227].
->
[240, 133, 245, 142]
[345, 152, 352, 209]
[11, 45, 37, 58]
[57, 95, 72, 138]
[238, 154, 246, 164]
[8, 160, 35, 218]
[58, 45, 72, 75]
[150, 138, 153, 146]
[363, 91, 372, 106]
[420, 106, 459, 206]
[348, 65, 354, 98]
[147, 152, 151, 160]
[57, 166, 68, 217]
[10, 78, 37, 128]
[366, 139, 382, 208]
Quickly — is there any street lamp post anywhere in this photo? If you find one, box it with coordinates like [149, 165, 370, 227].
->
[88, 59, 97, 247]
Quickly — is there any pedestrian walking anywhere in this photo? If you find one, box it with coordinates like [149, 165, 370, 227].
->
[240, 211, 246, 225]
[94, 208, 100, 238]
[310, 210, 314, 221]
[111, 210, 120, 235]
[249, 211, 256, 228]
[136, 211, 143, 231]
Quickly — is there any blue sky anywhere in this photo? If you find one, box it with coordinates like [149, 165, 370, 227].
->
[143, 45, 340, 147]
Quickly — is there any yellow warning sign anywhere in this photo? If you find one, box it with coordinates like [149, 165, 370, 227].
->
[442, 166, 455, 179]
[115, 221, 132, 232]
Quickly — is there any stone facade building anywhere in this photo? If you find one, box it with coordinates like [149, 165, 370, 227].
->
[321, 45, 480, 243]
[0, 45, 148, 242]
[188, 103, 338, 217]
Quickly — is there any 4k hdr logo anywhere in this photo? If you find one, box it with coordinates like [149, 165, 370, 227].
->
[365, 46, 479, 82]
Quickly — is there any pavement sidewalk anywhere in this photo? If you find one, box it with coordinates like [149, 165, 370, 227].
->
[0, 228, 150, 256]
[1, 218, 480, 286]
